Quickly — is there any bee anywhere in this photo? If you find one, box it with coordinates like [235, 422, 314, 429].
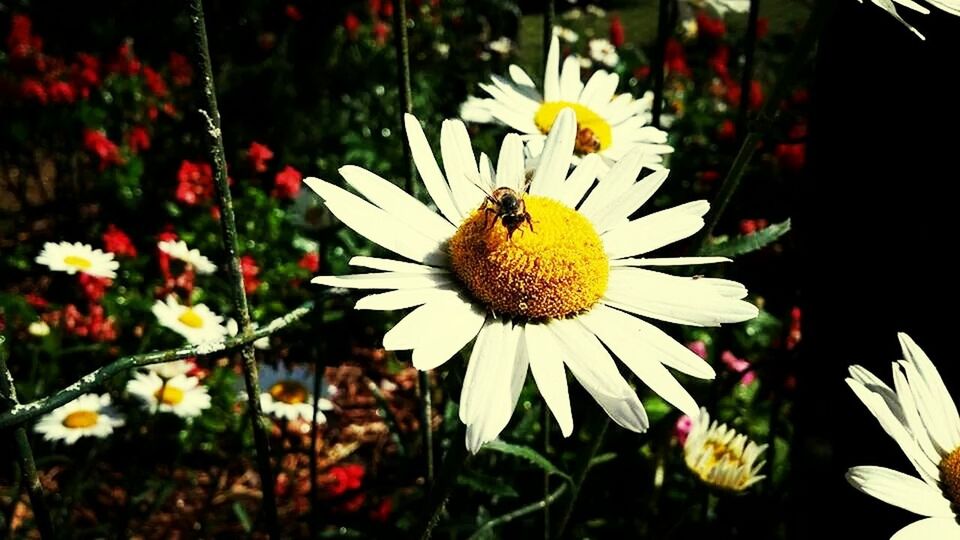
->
[575, 126, 601, 154]
[482, 186, 534, 240]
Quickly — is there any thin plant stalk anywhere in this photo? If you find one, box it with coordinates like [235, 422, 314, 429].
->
[738, 0, 762, 135]
[418, 422, 469, 540]
[543, 0, 555, 71]
[651, 0, 672, 128]
[554, 418, 609, 538]
[469, 484, 568, 540]
[186, 1, 279, 536]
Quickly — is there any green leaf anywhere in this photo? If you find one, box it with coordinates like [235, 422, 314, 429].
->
[457, 471, 519, 498]
[700, 219, 791, 257]
[588, 452, 618, 469]
[232, 502, 253, 532]
[481, 440, 571, 483]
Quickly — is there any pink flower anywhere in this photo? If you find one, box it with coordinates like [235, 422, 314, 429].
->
[675, 415, 693, 445]
[721, 350, 750, 374]
[687, 340, 708, 360]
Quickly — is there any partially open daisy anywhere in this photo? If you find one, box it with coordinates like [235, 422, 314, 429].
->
[127, 371, 211, 418]
[35, 241, 119, 279]
[258, 362, 334, 423]
[460, 31, 672, 171]
[305, 109, 757, 452]
[683, 407, 766, 492]
[845, 333, 960, 538]
[34, 393, 124, 444]
[152, 295, 227, 345]
[157, 239, 217, 274]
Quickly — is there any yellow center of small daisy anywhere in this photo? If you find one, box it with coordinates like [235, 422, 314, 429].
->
[939, 446, 960, 504]
[177, 308, 205, 329]
[156, 386, 185, 405]
[64, 255, 92, 270]
[449, 195, 608, 320]
[62, 410, 99, 428]
[534, 101, 613, 154]
[268, 381, 309, 404]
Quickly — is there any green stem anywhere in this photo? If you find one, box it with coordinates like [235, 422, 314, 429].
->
[737, 0, 761, 135]
[418, 422, 469, 540]
[554, 418, 609, 538]
[651, 0, 672, 128]
[468, 484, 568, 540]
[0, 302, 313, 430]
[1, 338, 55, 539]
[696, 0, 834, 249]
[392, 0, 416, 194]
[543, 0, 555, 72]
[364, 376, 408, 457]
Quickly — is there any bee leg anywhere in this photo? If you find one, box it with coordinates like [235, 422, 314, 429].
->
[483, 208, 498, 230]
[524, 212, 534, 233]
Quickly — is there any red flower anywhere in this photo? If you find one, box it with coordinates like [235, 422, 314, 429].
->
[168, 52, 194, 87]
[633, 65, 651, 80]
[708, 44, 730, 80]
[79, 273, 112, 303]
[248, 142, 274, 173]
[382, 1, 394, 18]
[272, 166, 302, 199]
[327, 464, 365, 496]
[739, 219, 769, 235]
[701, 170, 721, 183]
[345, 13, 361, 40]
[285, 4, 304, 21]
[717, 119, 736, 142]
[756, 17, 769, 39]
[664, 39, 690, 78]
[791, 88, 810, 105]
[788, 123, 807, 141]
[75, 53, 101, 88]
[373, 21, 390, 46]
[47, 80, 76, 104]
[142, 66, 168, 97]
[787, 306, 802, 350]
[775, 143, 806, 172]
[128, 126, 151, 154]
[20, 78, 48, 103]
[108, 42, 142, 76]
[240, 255, 261, 295]
[103, 224, 138, 258]
[609, 15, 625, 48]
[696, 11, 726, 39]
[7, 14, 43, 60]
[83, 129, 124, 169]
[726, 80, 763, 111]
[298, 252, 320, 273]
[176, 160, 215, 206]
[370, 498, 392, 522]
[25, 293, 48, 309]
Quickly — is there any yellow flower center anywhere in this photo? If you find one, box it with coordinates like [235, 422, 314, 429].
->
[64, 255, 92, 270]
[177, 308, 205, 329]
[449, 195, 608, 320]
[939, 446, 960, 505]
[686, 435, 755, 492]
[156, 385, 185, 406]
[62, 410, 99, 428]
[268, 381, 309, 404]
[534, 101, 613, 155]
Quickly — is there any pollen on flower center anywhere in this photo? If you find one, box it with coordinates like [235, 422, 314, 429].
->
[448, 195, 608, 320]
[62, 410, 99, 428]
[156, 386, 185, 406]
[269, 381, 309, 404]
[939, 446, 960, 504]
[178, 308, 204, 328]
[64, 255, 92, 269]
[534, 101, 613, 154]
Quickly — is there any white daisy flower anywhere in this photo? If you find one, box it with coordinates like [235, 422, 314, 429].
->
[35, 241, 118, 279]
[258, 363, 334, 423]
[556, 26, 579, 43]
[34, 393, 124, 444]
[152, 295, 228, 345]
[304, 109, 757, 453]
[588, 38, 619, 68]
[561, 8, 583, 20]
[146, 359, 193, 379]
[845, 333, 960, 538]
[585, 4, 607, 17]
[683, 407, 767, 491]
[680, 0, 751, 15]
[157, 240, 217, 274]
[28, 320, 51, 337]
[857, 0, 960, 40]
[487, 36, 513, 55]
[460, 31, 672, 172]
[127, 371, 211, 418]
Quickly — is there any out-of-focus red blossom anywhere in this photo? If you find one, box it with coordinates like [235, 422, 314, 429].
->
[75, 53, 101, 88]
[370, 0, 382, 13]
[382, 1, 395, 18]
[370, 498, 392, 522]
[7, 14, 43, 60]
[25, 294, 48, 309]
[285, 5, 304, 21]
[61, 304, 117, 342]
[341, 494, 365, 513]
[103, 224, 137, 258]
[162, 101, 177, 117]
[210, 206, 221, 221]
[168, 52, 193, 87]
[373, 21, 390, 46]
[327, 464, 365, 496]
[701, 170, 720, 183]
[20, 78, 48, 103]
[727, 80, 763, 111]
[609, 15, 625, 48]
[83, 129, 124, 170]
[142, 66, 168, 97]
[788, 123, 807, 141]
[664, 39, 690, 77]
[739, 218, 769, 235]
[185, 358, 208, 379]
[272, 165, 302, 199]
[79, 273, 112, 303]
[756, 17, 769, 39]
[275, 472, 291, 497]
[176, 160, 215, 205]
[775, 143, 806, 172]
[298, 252, 320, 273]
[791, 88, 810, 105]
[787, 306, 802, 350]
[240, 255, 261, 295]
[108, 42, 141, 76]
[248, 142, 274, 173]
[687, 340, 708, 360]
[47, 80, 76, 103]
[675, 415, 693, 445]
[708, 44, 730, 79]
[128, 126, 151, 154]
[345, 13, 361, 40]
[696, 11, 726, 39]
[717, 119, 736, 141]
[633, 65, 651, 80]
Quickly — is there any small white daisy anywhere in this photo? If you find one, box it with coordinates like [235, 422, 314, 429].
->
[258, 363, 334, 423]
[146, 359, 194, 379]
[556, 26, 579, 43]
[683, 407, 767, 491]
[846, 333, 960, 538]
[28, 320, 51, 337]
[460, 31, 672, 171]
[35, 241, 118, 279]
[152, 295, 227, 345]
[585, 4, 607, 17]
[305, 109, 757, 452]
[127, 371, 211, 418]
[34, 393, 124, 444]
[588, 38, 619, 68]
[487, 36, 513, 55]
[157, 240, 217, 274]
